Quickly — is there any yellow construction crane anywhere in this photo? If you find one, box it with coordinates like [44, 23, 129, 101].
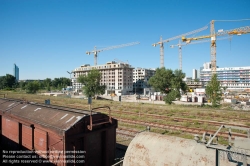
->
[152, 25, 208, 68]
[182, 20, 250, 73]
[170, 36, 232, 71]
[86, 42, 140, 66]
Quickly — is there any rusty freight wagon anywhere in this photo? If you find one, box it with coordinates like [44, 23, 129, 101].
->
[0, 98, 118, 166]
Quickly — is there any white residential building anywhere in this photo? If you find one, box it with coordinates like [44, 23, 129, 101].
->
[192, 69, 197, 80]
[203, 62, 211, 69]
[133, 68, 156, 93]
[197, 70, 200, 79]
[200, 66, 250, 90]
[72, 61, 134, 95]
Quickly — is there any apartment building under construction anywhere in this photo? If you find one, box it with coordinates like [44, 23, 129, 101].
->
[72, 61, 134, 95]
[133, 67, 156, 93]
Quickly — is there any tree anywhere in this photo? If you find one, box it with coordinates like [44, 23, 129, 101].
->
[51, 77, 70, 90]
[194, 78, 200, 82]
[0, 76, 4, 89]
[26, 81, 40, 94]
[148, 68, 187, 104]
[77, 69, 106, 99]
[58, 77, 70, 87]
[164, 90, 179, 104]
[171, 69, 187, 96]
[52, 78, 61, 89]
[0, 74, 16, 90]
[42, 78, 52, 91]
[148, 67, 174, 93]
[205, 74, 222, 107]
[19, 81, 27, 90]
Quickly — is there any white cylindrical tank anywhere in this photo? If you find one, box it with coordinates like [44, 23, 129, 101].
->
[123, 132, 241, 166]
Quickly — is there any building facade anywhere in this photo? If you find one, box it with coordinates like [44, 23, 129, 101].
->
[132, 68, 156, 93]
[192, 69, 197, 80]
[185, 81, 203, 90]
[200, 66, 250, 90]
[203, 62, 211, 70]
[13, 63, 19, 81]
[72, 61, 134, 95]
[183, 76, 203, 91]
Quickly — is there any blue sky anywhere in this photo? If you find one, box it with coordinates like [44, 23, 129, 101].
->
[0, 0, 250, 80]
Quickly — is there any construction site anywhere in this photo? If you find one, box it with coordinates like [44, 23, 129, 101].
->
[0, 88, 250, 166]
[1, 19, 250, 166]
[69, 20, 250, 97]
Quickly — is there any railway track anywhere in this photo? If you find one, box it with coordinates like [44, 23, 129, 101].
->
[178, 112, 249, 122]
[116, 118, 249, 139]
[97, 109, 250, 128]
[10, 97, 249, 126]
[9, 99, 248, 138]
[116, 128, 138, 138]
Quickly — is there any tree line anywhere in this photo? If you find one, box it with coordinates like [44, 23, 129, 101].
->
[0, 74, 70, 93]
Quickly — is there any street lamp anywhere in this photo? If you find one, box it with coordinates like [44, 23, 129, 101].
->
[67, 71, 73, 89]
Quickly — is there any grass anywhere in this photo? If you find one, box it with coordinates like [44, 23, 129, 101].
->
[245, 122, 250, 127]
[218, 137, 229, 145]
[183, 122, 191, 127]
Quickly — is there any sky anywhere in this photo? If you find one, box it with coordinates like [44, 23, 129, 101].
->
[0, 0, 250, 80]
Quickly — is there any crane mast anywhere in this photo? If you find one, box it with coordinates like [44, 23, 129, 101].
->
[86, 42, 140, 66]
[152, 25, 208, 68]
[160, 36, 164, 68]
[210, 20, 216, 74]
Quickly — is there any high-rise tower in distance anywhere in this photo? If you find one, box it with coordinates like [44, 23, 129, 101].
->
[13, 63, 19, 81]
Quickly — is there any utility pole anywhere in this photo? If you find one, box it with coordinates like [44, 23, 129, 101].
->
[67, 71, 73, 90]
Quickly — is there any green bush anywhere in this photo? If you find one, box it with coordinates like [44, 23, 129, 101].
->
[4, 87, 15, 91]
[164, 90, 179, 104]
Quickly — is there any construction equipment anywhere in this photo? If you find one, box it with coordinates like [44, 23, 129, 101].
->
[152, 25, 208, 68]
[170, 36, 232, 70]
[86, 42, 140, 66]
[113, 58, 129, 64]
[182, 20, 250, 73]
